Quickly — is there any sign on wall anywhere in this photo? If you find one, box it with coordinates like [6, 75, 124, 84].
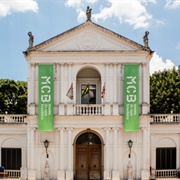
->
[124, 64, 139, 131]
[38, 64, 54, 131]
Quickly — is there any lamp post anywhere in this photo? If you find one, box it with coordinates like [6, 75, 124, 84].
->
[44, 140, 49, 158]
[128, 140, 133, 158]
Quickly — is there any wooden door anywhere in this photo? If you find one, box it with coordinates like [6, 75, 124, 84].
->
[76, 145, 101, 180]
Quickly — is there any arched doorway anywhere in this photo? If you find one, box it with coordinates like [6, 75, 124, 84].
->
[75, 132, 103, 180]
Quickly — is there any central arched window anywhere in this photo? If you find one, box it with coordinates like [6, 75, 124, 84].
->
[76, 67, 101, 104]
[76, 132, 101, 145]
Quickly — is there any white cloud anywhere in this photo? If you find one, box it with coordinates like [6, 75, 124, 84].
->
[176, 42, 180, 50]
[165, 0, 180, 9]
[155, 19, 165, 25]
[93, 0, 153, 29]
[0, 0, 38, 17]
[150, 52, 177, 75]
[86, 0, 99, 4]
[65, 0, 82, 8]
[64, 0, 154, 29]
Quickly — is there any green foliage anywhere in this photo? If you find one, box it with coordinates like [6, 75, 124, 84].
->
[150, 67, 180, 113]
[0, 79, 27, 114]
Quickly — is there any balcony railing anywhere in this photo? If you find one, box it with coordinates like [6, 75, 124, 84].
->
[155, 169, 178, 178]
[0, 114, 26, 123]
[151, 114, 180, 123]
[4, 169, 21, 178]
[74, 104, 103, 115]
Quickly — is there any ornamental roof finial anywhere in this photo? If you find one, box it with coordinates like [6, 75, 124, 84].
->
[86, 6, 92, 22]
[28, 31, 34, 49]
[143, 31, 149, 48]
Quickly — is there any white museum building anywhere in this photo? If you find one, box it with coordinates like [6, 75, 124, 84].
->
[0, 8, 180, 180]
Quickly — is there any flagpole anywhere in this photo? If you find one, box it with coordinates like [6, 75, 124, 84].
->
[88, 82, 90, 105]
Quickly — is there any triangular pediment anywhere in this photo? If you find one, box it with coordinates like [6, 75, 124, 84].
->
[26, 21, 150, 53]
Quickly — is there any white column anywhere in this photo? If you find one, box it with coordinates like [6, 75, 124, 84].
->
[113, 63, 117, 103]
[142, 127, 147, 168]
[67, 128, 73, 169]
[58, 128, 65, 180]
[56, 63, 60, 104]
[104, 63, 111, 115]
[31, 63, 35, 103]
[142, 63, 147, 103]
[60, 63, 64, 103]
[66, 127, 73, 180]
[28, 63, 36, 115]
[67, 63, 74, 115]
[104, 128, 111, 179]
[28, 127, 36, 180]
[142, 63, 150, 114]
[113, 63, 119, 115]
[112, 127, 119, 180]
[67, 63, 72, 102]
[113, 127, 118, 169]
[105, 63, 109, 103]
[59, 63, 65, 115]
[30, 128, 35, 169]
[141, 127, 150, 180]
[59, 128, 65, 169]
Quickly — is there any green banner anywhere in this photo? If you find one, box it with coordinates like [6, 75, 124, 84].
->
[124, 64, 139, 131]
[38, 64, 54, 131]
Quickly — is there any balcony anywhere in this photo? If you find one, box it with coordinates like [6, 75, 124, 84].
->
[151, 169, 180, 179]
[74, 104, 103, 115]
[0, 114, 27, 123]
[151, 114, 180, 123]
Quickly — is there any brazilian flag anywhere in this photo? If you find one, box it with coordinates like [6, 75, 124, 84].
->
[82, 85, 89, 97]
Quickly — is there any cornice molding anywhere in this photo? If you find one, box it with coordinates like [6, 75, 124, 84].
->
[27, 50, 152, 56]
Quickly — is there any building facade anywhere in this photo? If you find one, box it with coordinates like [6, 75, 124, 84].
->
[0, 12, 180, 180]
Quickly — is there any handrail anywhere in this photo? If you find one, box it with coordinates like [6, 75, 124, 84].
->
[4, 169, 21, 178]
[155, 169, 178, 178]
[74, 104, 103, 115]
[151, 114, 180, 123]
[0, 114, 27, 123]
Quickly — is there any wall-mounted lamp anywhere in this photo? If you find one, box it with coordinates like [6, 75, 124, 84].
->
[128, 140, 133, 158]
[44, 140, 49, 158]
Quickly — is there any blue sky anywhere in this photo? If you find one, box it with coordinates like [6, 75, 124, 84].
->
[0, 0, 180, 81]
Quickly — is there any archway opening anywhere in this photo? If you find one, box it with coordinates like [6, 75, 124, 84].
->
[76, 67, 101, 105]
[75, 132, 103, 180]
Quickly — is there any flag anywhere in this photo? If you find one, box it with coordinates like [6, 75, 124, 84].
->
[66, 83, 73, 100]
[101, 83, 105, 98]
[82, 84, 89, 97]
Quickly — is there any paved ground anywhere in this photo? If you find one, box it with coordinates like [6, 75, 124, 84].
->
[156, 178, 180, 180]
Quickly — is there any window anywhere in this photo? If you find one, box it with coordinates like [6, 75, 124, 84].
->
[156, 147, 176, 169]
[1, 148, 21, 170]
[81, 84, 96, 104]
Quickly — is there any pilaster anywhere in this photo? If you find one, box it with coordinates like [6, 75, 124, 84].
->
[112, 127, 119, 180]
[104, 127, 112, 179]
[141, 127, 150, 180]
[66, 127, 73, 180]
[57, 128, 65, 180]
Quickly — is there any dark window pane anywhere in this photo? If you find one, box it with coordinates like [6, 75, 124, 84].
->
[1, 148, 21, 170]
[156, 148, 176, 170]
[81, 84, 96, 104]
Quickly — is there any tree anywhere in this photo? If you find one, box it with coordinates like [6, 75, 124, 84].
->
[150, 67, 180, 113]
[0, 79, 27, 114]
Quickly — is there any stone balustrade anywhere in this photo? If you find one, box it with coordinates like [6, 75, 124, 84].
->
[0, 114, 26, 123]
[151, 114, 180, 123]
